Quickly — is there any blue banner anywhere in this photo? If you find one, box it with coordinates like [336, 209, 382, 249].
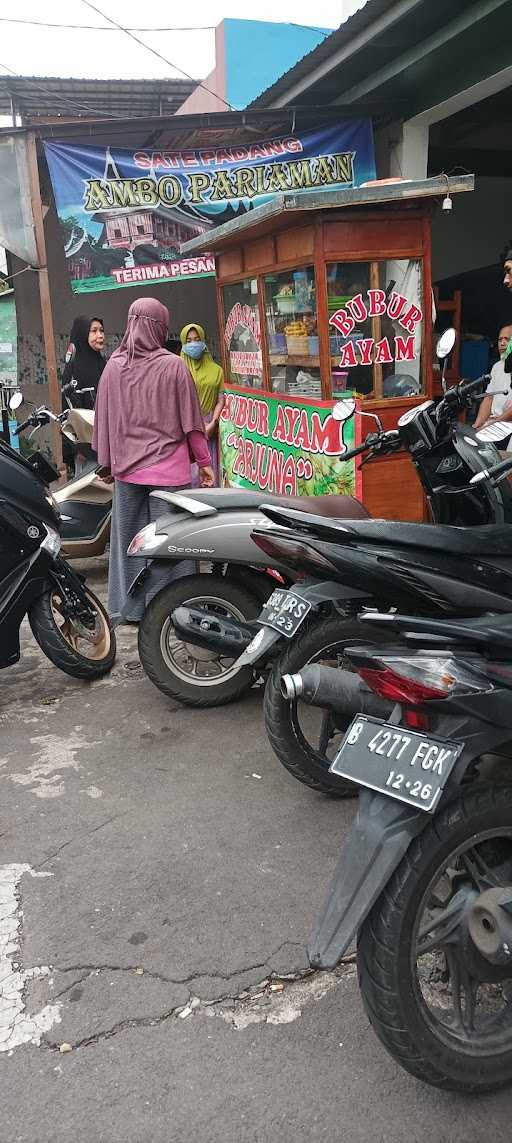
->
[44, 122, 375, 294]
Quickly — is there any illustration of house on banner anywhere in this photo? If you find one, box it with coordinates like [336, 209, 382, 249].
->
[97, 149, 209, 256]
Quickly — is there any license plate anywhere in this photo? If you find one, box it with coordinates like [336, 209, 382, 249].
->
[330, 716, 463, 813]
[259, 589, 311, 638]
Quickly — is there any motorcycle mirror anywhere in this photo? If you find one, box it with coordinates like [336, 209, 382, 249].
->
[332, 398, 356, 420]
[360, 409, 384, 433]
[436, 327, 456, 360]
[8, 391, 23, 411]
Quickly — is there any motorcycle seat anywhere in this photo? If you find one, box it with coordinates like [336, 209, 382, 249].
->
[257, 505, 512, 557]
[339, 520, 512, 556]
[163, 488, 370, 520]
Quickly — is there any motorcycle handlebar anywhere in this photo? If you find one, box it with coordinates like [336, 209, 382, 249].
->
[342, 439, 376, 461]
[343, 430, 400, 462]
[470, 454, 512, 487]
[437, 373, 490, 418]
[16, 417, 33, 434]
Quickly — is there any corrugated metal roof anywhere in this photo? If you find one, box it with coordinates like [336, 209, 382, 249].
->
[248, 0, 498, 110]
[180, 175, 475, 255]
[249, 0, 398, 107]
[0, 75, 195, 122]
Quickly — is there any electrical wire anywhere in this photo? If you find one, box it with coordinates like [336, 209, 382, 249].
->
[0, 18, 216, 31]
[0, 17, 335, 36]
[80, 1, 234, 110]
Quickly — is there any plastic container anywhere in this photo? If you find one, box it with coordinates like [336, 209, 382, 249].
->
[286, 335, 308, 356]
[269, 332, 287, 354]
[276, 294, 296, 315]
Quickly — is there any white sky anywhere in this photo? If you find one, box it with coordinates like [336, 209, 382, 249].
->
[0, 1, 357, 83]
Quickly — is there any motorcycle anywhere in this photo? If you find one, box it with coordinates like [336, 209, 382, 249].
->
[294, 587, 512, 1091]
[0, 421, 116, 679]
[125, 400, 369, 707]
[172, 333, 512, 786]
[11, 388, 112, 559]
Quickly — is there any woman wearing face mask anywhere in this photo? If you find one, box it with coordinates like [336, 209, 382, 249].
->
[180, 323, 224, 481]
[93, 298, 213, 626]
[61, 315, 106, 410]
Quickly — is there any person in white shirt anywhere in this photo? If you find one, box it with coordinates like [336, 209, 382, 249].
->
[474, 324, 512, 431]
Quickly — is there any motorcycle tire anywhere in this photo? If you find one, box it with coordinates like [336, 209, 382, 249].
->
[29, 586, 116, 680]
[358, 783, 512, 1092]
[138, 574, 260, 708]
[264, 615, 384, 798]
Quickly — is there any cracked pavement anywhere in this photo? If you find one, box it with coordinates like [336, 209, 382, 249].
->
[1, 558, 512, 1142]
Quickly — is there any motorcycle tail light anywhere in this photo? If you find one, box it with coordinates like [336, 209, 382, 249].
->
[352, 652, 490, 706]
[252, 534, 334, 572]
[127, 522, 162, 555]
[404, 710, 431, 731]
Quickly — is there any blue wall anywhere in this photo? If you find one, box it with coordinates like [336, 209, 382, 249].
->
[224, 19, 330, 109]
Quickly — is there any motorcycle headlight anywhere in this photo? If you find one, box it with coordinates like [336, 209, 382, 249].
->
[127, 522, 163, 555]
[41, 526, 61, 559]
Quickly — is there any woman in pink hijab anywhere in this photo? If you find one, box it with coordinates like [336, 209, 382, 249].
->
[93, 297, 213, 625]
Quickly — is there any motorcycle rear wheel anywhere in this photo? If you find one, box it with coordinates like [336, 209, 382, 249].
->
[138, 574, 260, 707]
[29, 586, 116, 680]
[358, 783, 512, 1092]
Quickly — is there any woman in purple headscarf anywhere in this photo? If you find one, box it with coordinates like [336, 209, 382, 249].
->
[93, 297, 213, 625]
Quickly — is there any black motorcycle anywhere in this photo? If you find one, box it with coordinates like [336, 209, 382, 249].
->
[0, 433, 115, 679]
[175, 339, 512, 793]
[290, 595, 512, 1092]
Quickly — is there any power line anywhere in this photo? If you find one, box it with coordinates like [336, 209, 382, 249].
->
[80, 1, 234, 110]
[0, 17, 216, 31]
[0, 17, 335, 36]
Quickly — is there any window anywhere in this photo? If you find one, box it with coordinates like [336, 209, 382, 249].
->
[264, 266, 322, 397]
[222, 279, 262, 389]
[136, 224, 145, 235]
[327, 259, 424, 399]
[113, 228, 122, 239]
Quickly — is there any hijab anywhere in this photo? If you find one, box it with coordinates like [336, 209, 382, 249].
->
[61, 315, 105, 409]
[180, 322, 224, 417]
[92, 298, 205, 478]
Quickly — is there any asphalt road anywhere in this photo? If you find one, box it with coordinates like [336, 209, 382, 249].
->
[1, 560, 512, 1142]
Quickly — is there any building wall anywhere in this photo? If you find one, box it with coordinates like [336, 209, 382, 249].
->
[178, 18, 330, 114]
[431, 177, 512, 281]
[177, 25, 227, 115]
[0, 290, 17, 381]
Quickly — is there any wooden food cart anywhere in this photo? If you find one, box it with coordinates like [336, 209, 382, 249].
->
[182, 175, 474, 521]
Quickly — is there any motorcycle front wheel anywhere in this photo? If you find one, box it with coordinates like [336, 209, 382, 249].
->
[29, 585, 116, 679]
[358, 783, 512, 1092]
[138, 574, 260, 707]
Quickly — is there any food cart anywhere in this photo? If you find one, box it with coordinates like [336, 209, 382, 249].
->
[182, 175, 474, 521]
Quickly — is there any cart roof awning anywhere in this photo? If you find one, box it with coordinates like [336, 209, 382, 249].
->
[180, 174, 474, 256]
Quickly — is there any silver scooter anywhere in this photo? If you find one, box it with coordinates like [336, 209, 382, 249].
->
[126, 402, 369, 707]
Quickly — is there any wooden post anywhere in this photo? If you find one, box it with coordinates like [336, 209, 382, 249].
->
[370, 261, 383, 399]
[25, 132, 63, 471]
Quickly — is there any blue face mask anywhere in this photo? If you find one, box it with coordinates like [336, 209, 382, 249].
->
[183, 340, 206, 360]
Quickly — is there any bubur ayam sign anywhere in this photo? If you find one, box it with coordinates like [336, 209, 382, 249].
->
[329, 287, 423, 367]
[219, 389, 360, 499]
[43, 122, 375, 294]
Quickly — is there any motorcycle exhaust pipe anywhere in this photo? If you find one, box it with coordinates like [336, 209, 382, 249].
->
[281, 664, 392, 720]
[171, 605, 256, 657]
